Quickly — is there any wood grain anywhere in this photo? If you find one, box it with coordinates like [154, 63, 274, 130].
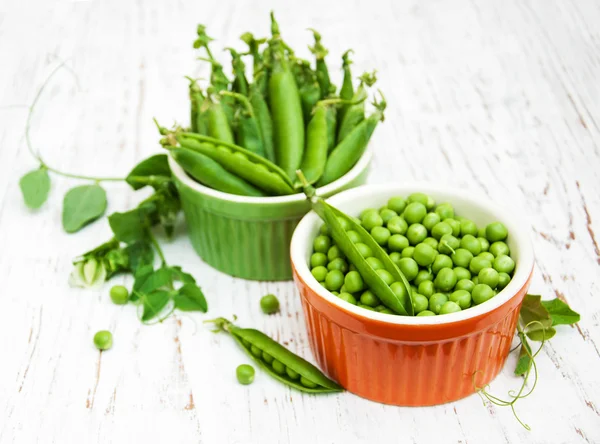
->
[1, 0, 599, 443]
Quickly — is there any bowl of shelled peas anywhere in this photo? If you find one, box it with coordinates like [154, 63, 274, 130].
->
[161, 13, 383, 281]
[291, 184, 534, 406]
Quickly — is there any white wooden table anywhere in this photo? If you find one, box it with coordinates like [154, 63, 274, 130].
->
[1, 0, 599, 442]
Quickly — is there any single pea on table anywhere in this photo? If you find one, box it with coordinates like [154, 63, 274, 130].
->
[309, 192, 516, 316]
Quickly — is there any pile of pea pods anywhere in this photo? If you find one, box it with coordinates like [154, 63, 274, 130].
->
[160, 12, 384, 195]
[309, 192, 517, 316]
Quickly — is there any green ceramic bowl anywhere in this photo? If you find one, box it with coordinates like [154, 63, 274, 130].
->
[169, 150, 372, 281]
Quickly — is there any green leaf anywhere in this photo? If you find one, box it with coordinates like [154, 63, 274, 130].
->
[125, 241, 155, 273]
[526, 327, 556, 342]
[19, 168, 50, 209]
[169, 266, 196, 284]
[141, 289, 172, 321]
[541, 299, 581, 326]
[62, 184, 107, 233]
[108, 203, 155, 242]
[519, 294, 553, 330]
[134, 266, 173, 294]
[173, 283, 208, 312]
[514, 337, 533, 376]
[125, 154, 171, 190]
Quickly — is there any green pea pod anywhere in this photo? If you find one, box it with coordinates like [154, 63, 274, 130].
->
[338, 50, 354, 124]
[319, 94, 386, 186]
[175, 133, 295, 195]
[336, 71, 377, 144]
[185, 77, 208, 134]
[169, 147, 266, 197]
[249, 77, 275, 162]
[203, 94, 235, 144]
[226, 48, 249, 96]
[325, 105, 337, 153]
[268, 13, 305, 180]
[220, 91, 265, 157]
[308, 29, 334, 98]
[299, 177, 412, 316]
[296, 103, 328, 186]
[207, 317, 343, 393]
[240, 32, 267, 75]
[292, 58, 321, 123]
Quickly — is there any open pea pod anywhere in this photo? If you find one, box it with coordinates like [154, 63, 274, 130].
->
[208, 318, 343, 393]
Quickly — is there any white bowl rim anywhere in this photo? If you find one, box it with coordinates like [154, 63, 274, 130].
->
[168, 148, 373, 205]
[291, 183, 535, 326]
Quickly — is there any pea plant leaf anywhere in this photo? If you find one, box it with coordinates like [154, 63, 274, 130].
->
[140, 289, 173, 321]
[108, 203, 155, 243]
[526, 327, 556, 342]
[133, 266, 173, 296]
[173, 283, 208, 312]
[125, 154, 172, 190]
[19, 168, 51, 209]
[541, 299, 581, 326]
[519, 294, 553, 339]
[125, 240, 155, 273]
[514, 335, 533, 376]
[62, 184, 107, 233]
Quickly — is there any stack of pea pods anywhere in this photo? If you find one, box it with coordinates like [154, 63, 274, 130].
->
[159, 12, 385, 196]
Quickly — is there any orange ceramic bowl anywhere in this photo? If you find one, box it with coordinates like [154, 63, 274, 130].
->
[290, 184, 534, 406]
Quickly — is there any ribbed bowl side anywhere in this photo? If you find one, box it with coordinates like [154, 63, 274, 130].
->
[180, 196, 301, 281]
[300, 296, 521, 406]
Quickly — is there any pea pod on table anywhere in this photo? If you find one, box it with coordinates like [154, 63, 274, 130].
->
[207, 317, 343, 393]
[299, 173, 413, 315]
[174, 132, 295, 196]
[220, 91, 266, 158]
[336, 71, 377, 144]
[308, 29, 334, 98]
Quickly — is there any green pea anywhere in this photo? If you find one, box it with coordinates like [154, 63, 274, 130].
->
[389, 252, 402, 265]
[360, 208, 378, 220]
[387, 196, 407, 214]
[455, 279, 475, 293]
[414, 243, 438, 266]
[478, 268, 500, 289]
[387, 216, 408, 235]
[346, 230, 362, 243]
[407, 192, 428, 206]
[478, 227, 487, 238]
[251, 345, 262, 357]
[374, 304, 387, 312]
[319, 224, 330, 235]
[390, 281, 409, 300]
[313, 235, 331, 253]
[379, 308, 394, 314]
[236, 364, 255, 385]
[272, 360, 286, 375]
[478, 237, 490, 252]
[109, 285, 129, 305]
[440, 301, 462, 315]
[469, 257, 492, 275]
[417, 310, 436, 317]
[460, 219, 478, 237]
[412, 293, 429, 313]
[325, 270, 344, 291]
[371, 226, 391, 246]
[472, 276, 479, 285]
[310, 252, 328, 268]
[327, 257, 348, 273]
[435, 203, 455, 220]
[338, 292, 357, 304]
[344, 271, 365, 293]
[453, 267, 471, 281]
[262, 351, 274, 364]
[362, 212, 384, 231]
[360, 290, 380, 307]
[460, 234, 482, 256]
[389, 234, 409, 252]
[418, 280, 435, 298]
[333, 290, 342, 295]
[407, 224, 428, 245]
[438, 234, 460, 255]
[327, 245, 345, 261]
[478, 252, 495, 263]
[260, 294, 280, 314]
[242, 338, 251, 348]
[497, 272, 511, 290]
[434, 268, 457, 292]
[336, 216, 351, 231]
[311, 266, 328, 282]
[431, 222, 452, 240]
[432, 254, 453, 274]
[379, 208, 398, 224]
[93, 330, 113, 351]
[376, 269, 394, 285]
[401, 247, 415, 258]
[358, 303, 375, 311]
[490, 241, 510, 257]
[404, 202, 427, 224]
[486, 222, 508, 242]
[300, 376, 318, 388]
[422, 212, 441, 231]
[398, 258, 419, 281]
[472, 284, 495, 305]
[493, 254, 515, 274]
[355, 243, 373, 258]
[445, 219, 461, 237]
[450, 290, 472, 309]
[366, 256, 384, 270]
[451, 248, 473, 268]
[422, 237, 438, 250]
[286, 367, 300, 380]
[414, 270, 434, 286]
[429, 293, 449, 314]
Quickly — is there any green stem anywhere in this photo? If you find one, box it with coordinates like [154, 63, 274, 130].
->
[148, 230, 167, 266]
[25, 62, 125, 183]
